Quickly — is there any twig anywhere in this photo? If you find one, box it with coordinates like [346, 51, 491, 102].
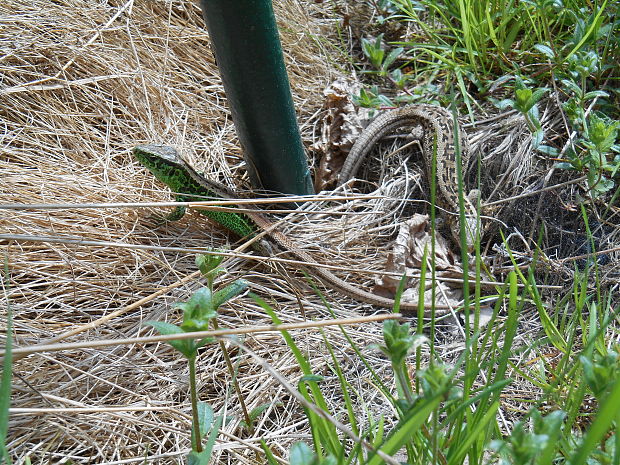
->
[3, 314, 400, 358]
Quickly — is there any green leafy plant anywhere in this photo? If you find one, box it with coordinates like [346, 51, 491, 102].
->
[146, 254, 248, 463]
[581, 349, 620, 402]
[352, 86, 394, 109]
[389, 67, 407, 89]
[489, 409, 567, 465]
[361, 33, 404, 77]
[372, 320, 428, 406]
[362, 0, 617, 120]
[389, 0, 549, 83]
[376, 0, 400, 24]
[558, 100, 619, 196]
[254, 274, 509, 464]
[560, 80, 609, 134]
[549, 34, 620, 196]
[195, 253, 257, 434]
[496, 76, 549, 148]
[195, 253, 226, 290]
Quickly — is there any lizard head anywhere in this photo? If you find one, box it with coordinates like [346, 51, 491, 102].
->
[133, 144, 212, 199]
[133, 145, 188, 184]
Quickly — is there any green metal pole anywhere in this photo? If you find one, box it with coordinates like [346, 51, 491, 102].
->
[199, 0, 314, 196]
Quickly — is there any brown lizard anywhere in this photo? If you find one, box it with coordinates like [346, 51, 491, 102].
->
[339, 104, 480, 250]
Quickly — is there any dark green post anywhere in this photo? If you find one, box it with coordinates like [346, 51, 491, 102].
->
[199, 0, 314, 196]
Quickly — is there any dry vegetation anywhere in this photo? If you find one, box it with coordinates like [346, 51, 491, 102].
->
[2, 1, 331, 462]
[1, 0, 618, 464]
[0, 1, 420, 463]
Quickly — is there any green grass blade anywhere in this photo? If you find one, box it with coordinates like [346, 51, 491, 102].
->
[0, 317, 11, 459]
[0, 258, 13, 465]
[260, 439, 281, 465]
[449, 401, 500, 463]
[322, 333, 359, 438]
[303, 275, 394, 399]
[568, 375, 620, 465]
[442, 379, 511, 429]
[563, 0, 609, 62]
[492, 271, 519, 385]
[201, 415, 222, 457]
[250, 294, 339, 454]
[366, 395, 442, 465]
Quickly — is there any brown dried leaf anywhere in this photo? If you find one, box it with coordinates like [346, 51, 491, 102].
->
[374, 214, 465, 307]
[313, 78, 368, 192]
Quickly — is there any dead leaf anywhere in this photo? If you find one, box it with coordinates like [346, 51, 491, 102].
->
[374, 214, 465, 308]
[312, 78, 371, 192]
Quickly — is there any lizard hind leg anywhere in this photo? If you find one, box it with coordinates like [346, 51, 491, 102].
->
[159, 195, 188, 222]
[148, 199, 186, 226]
[165, 204, 187, 222]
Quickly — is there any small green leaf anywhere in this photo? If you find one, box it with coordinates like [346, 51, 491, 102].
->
[390, 68, 405, 88]
[379, 320, 427, 365]
[382, 47, 404, 70]
[561, 79, 582, 96]
[514, 75, 527, 90]
[147, 321, 196, 359]
[188, 415, 221, 464]
[180, 319, 210, 332]
[197, 402, 214, 441]
[146, 320, 183, 336]
[377, 94, 395, 107]
[528, 88, 549, 107]
[300, 374, 324, 383]
[187, 450, 210, 465]
[563, 99, 584, 125]
[537, 145, 559, 156]
[610, 154, 620, 177]
[195, 253, 224, 277]
[555, 162, 577, 170]
[590, 176, 614, 195]
[177, 288, 218, 331]
[202, 415, 222, 458]
[532, 128, 545, 148]
[515, 88, 533, 110]
[588, 114, 618, 153]
[534, 43, 555, 59]
[212, 279, 248, 309]
[527, 103, 541, 126]
[361, 35, 385, 69]
[583, 90, 609, 100]
[177, 288, 214, 317]
[496, 98, 515, 110]
[289, 442, 317, 465]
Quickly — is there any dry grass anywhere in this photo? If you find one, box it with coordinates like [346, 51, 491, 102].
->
[2, 0, 617, 464]
[0, 1, 384, 463]
[3, 1, 460, 463]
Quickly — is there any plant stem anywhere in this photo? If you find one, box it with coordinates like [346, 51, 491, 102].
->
[212, 319, 254, 434]
[189, 356, 202, 453]
[394, 363, 414, 405]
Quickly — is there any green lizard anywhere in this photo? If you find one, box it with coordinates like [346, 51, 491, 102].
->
[134, 145, 256, 237]
[133, 144, 450, 315]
